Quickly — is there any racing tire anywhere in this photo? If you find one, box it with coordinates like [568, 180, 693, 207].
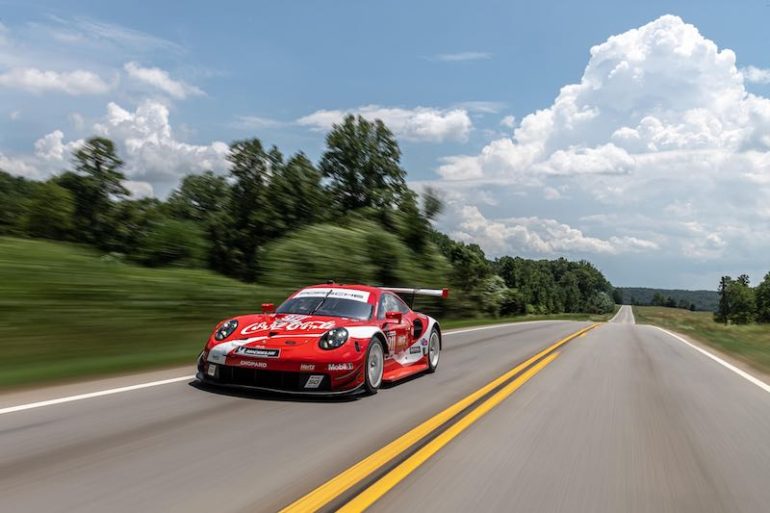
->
[363, 338, 385, 395]
[426, 328, 441, 373]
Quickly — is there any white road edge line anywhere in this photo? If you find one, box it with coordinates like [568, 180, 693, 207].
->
[0, 320, 575, 416]
[654, 326, 770, 394]
[0, 376, 195, 416]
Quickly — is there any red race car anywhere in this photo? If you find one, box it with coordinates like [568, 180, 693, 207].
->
[196, 283, 448, 395]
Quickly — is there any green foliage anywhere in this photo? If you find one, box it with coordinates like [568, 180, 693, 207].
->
[726, 276, 755, 325]
[56, 137, 129, 246]
[0, 171, 37, 235]
[259, 221, 451, 290]
[22, 181, 74, 239]
[135, 218, 207, 267]
[320, 114, 407, 212]
[756, 272, 770, 323]
[219, 138, 271, 280]
[616, 287, 718, 311]
[166, 171, 229, 223]
[265, 152, 326, 236]
[493, 256, 613, 314]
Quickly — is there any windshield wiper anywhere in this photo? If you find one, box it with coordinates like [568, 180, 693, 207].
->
[309, 289, 334, 316]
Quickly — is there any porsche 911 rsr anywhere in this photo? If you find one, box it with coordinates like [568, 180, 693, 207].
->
[196, 284, 447, 395]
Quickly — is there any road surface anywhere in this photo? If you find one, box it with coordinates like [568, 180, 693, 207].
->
[1, 306, 769, 512]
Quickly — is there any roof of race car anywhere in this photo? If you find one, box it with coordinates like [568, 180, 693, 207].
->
[300, 283, 383, 294]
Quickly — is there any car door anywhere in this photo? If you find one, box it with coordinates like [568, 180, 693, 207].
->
[378, 292, 411, 356]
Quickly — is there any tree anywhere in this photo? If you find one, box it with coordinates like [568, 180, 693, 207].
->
[756, 272, 770, 323]
[727, 278, 755, 325]
[22, 181, 74, 239]
[651, 292, 666, 306]
[59, 137, 129, 245]
[265, 152, 326, 237]
[0, 171, 36, 235]
[612, 288, 623, 305]
[218, 138, 271, 280]
[167, 171, 229, 223]
[319, 114, 407, 212]
[715, 276, 732, 324]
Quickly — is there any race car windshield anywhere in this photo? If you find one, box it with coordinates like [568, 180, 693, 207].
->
[276, 297, 373, 320]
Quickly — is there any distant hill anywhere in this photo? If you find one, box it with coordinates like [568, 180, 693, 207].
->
[616, 287, 718, 312]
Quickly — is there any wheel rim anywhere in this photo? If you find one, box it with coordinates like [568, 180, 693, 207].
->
[368, 343, 384, 388]
[429, 332, 440, 367]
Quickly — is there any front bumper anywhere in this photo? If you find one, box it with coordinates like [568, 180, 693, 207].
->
[197, 353, 365, 395]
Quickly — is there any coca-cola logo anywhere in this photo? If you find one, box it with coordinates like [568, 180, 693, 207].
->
[240, 319, 335, 335]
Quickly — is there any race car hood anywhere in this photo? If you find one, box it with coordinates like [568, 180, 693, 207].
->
[235, 313, 339, 340]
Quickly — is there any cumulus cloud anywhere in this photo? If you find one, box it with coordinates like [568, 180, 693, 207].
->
[2, 101, 228, 195]
[34, 130, 83, 160]
[741, 65, 770, 84]
[433, 15, 770, 284]
[297, 105, 472, 143]
[92, 100, 228, 185]
[124, 62, 203, 99]
[448, 205, 658, 256]
[0, 67, 112, 94]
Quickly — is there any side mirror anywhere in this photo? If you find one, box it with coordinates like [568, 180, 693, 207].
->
[261, 303, 275, 314]
[385, 311, 402, 323]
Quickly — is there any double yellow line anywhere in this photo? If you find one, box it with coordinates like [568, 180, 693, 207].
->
[280, 323, 599, 513]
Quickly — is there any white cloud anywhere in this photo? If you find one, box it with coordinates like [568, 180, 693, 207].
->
[454, 101, 505, 114]
[34, 130, 83, 160]
[231, 115, 285, 130]
[0, 67, 112, 94]
[432, 15, 770, 281]
[434, 51, 492, 62]
[2, 101, 228, 195]
[298, 105, 472, 143]
[92, 100, 228, 185]
[124, 62, 203, 99]
[741, 65, 770, 84]
[123, 180, 155, 198]
[500, 115, 516, 128]
[448, 205, 657, 256]
[0, 152, 40, 178]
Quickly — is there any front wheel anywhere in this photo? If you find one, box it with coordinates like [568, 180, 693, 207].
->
[363, 339, 385, 395]
[426, 328, 440, 373]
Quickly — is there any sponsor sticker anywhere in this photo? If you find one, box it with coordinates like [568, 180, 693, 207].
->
[409, 346, 422, 354]
[328, 363, 354, 371]
[236, 347, 280, 358]
[239, 360, 267, 368]
[241, 319, 335, 335]
[300, 363, 316, 372]
[294, 287, 370, 303]
[304, 375, 324, 389]
[207, 364, 217, 377]
[421, 339, 428, 346]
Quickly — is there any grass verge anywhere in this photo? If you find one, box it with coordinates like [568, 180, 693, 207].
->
[633, 306, 770, 375]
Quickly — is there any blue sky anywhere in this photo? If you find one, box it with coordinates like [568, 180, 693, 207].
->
[3, 1, 770, 289]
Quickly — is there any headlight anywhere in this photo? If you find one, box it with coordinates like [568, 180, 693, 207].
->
[215, 319, 238, 340]
[319, 328, 349, 350]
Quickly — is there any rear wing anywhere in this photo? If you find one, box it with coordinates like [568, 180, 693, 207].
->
[381, 287, 449, 307]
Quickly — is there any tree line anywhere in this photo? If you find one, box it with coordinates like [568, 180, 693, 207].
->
[714, 273, 770, 325]
[0, 114, 616, 317]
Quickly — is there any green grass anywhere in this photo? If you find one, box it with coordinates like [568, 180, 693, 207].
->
[0, 236, 618, 389]
[0, 237, 292, 388]
[633, 306, 770, 375]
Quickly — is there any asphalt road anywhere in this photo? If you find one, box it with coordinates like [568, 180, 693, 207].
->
[1, 307, 769, 512]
